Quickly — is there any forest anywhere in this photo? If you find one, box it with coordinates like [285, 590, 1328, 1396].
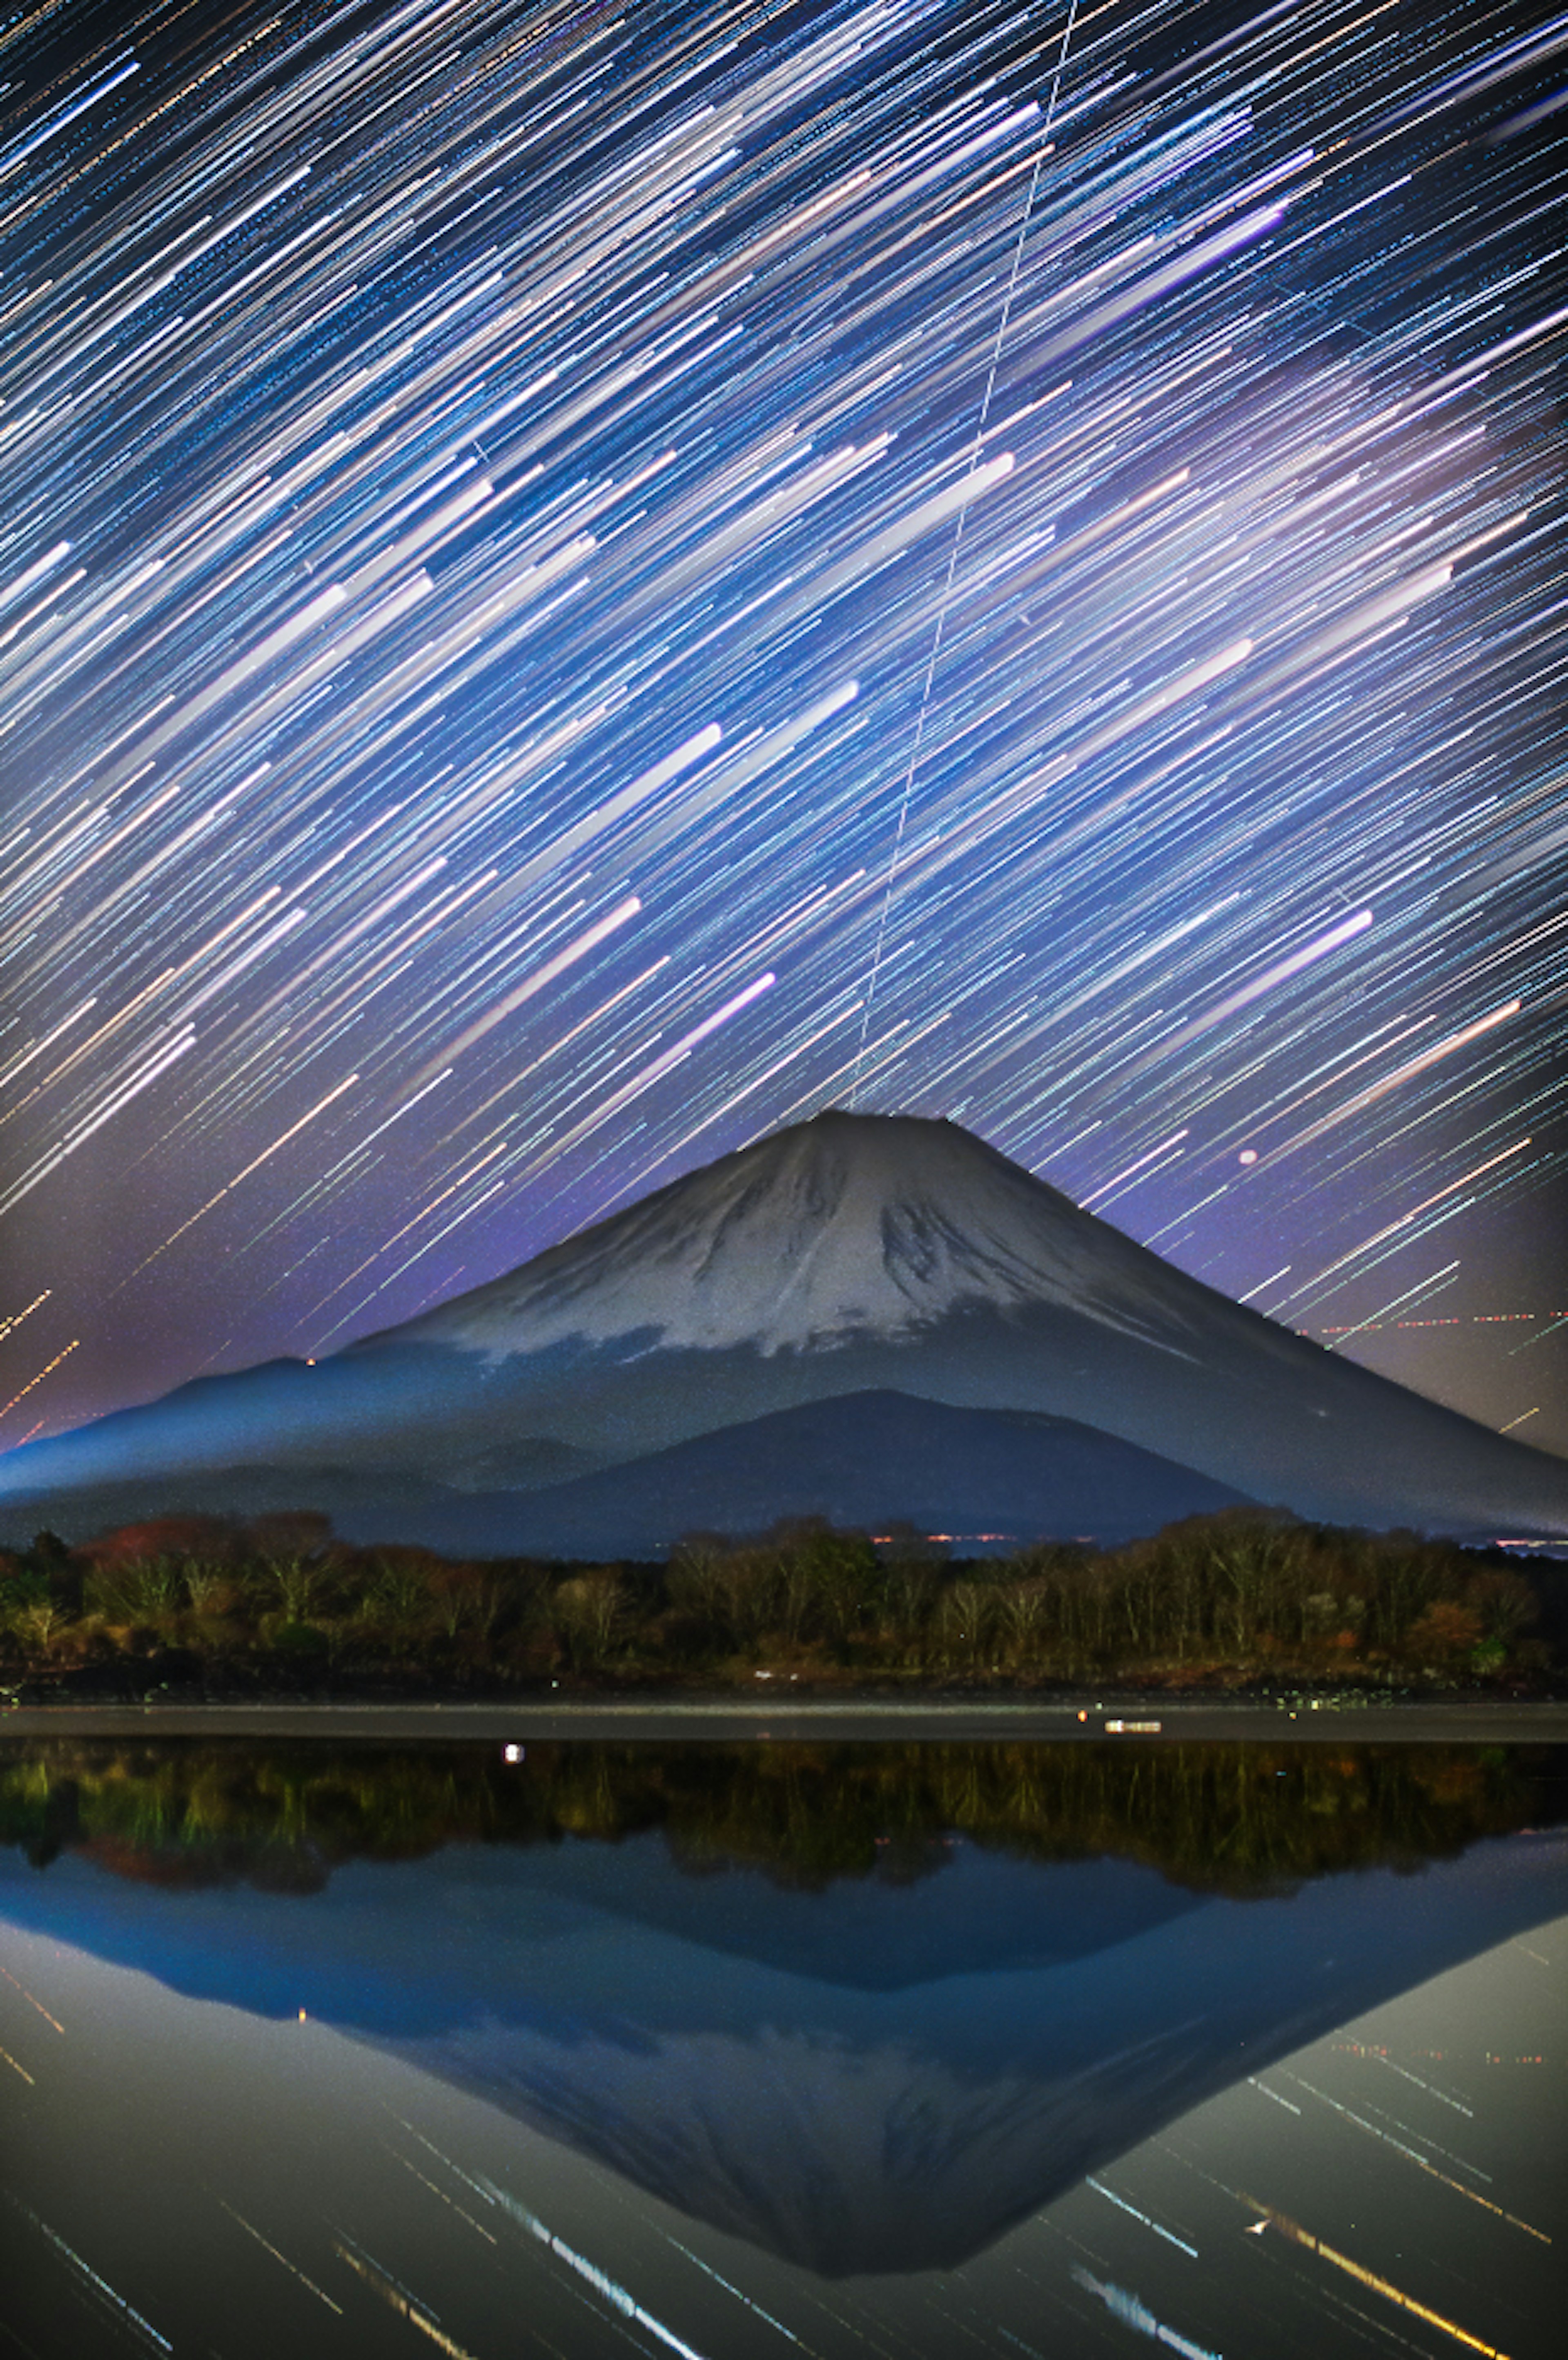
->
[0, 1502, 1559, 1698]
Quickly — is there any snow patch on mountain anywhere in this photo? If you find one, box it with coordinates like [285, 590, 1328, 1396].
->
[379, 1111, 1204, 1362]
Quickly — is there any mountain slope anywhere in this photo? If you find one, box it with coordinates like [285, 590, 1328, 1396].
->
[2, 1109, 1564, 1540]
[353, 1390, 1254, 1559]
[392, 1106, 1205, 1358]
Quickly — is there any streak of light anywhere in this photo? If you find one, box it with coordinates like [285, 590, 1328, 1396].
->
[0, 2043, 35, 2084]
[0, 542, 74, 616]
[0, 1292, 51, 1345]
[1283, 2071, 1550, 2242]
[634, 999, 865, 1174]
[385, 2148, 499, 2244]
[2, 2195, 170, 2353]
[1081, 1130, 1189, 1208]
[412, 895, 644, 1085]
[1069, 2266, 1219, 2360]
[1356, 2099, 1494, 2184]
[1511, 1313, 1568, 1356]
[1242, 2196, 1512, 2357]
[0, 1340, 80, 1424]
[659, 2232, 819, 2352]
[538, 970, 778, 1162]
[0, 1028, 197, 1222]
[1270, 1138, 1535, 1310]
[1319, 1312, 1568, 1332]
[1085, 2176, 1198, 2256]
[308, 1155, 512, 1341]
[1267, 999, 1524, 1164]
[1246, 2075, 1301, 2113]
[0, 1002, 96, 1089]
[113, 1073, 361, 1286]
[218, 2202, 344, 2313]
[0, 1967, 65, 2032]
[1322, 1260, 1461, 1350]
[333, 2236, 479, 2357]
[854, 5, 1071, 1091]
[476, 2177, 710, 2360]
[1142, 908, 1374, 1068]
[0, 57, 143, 180]
[1345, 2043, 1470, 2115]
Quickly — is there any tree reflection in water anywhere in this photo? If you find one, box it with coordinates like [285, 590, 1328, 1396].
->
[1, 1736, 1562, 1892]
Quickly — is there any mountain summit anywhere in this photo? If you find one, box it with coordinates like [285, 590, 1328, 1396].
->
[383, 1109, 1207, 1361]
[2, 1109, 1566, 1545]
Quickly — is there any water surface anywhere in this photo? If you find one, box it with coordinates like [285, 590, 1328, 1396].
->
[1, 1738, 1564, 2356]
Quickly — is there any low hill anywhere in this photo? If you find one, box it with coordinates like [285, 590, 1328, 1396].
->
[337, 1389, 1254, 1558]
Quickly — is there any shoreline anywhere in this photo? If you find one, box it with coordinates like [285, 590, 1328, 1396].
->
[4, 1695, 1568, 1742]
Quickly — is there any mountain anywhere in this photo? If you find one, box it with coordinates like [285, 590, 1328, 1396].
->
[2, 1109, 1566, 1545]
[332, 1390, 1253, 1558]
[0, 1392, 1246, 1556]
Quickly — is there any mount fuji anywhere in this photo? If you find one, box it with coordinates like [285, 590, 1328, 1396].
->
[2, 1109, 1566, 1549]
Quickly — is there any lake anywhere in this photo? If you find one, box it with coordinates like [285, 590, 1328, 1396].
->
[1, 1735, 1564, 2357]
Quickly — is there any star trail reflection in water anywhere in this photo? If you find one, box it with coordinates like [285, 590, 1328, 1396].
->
[0, 1738, 1564, 2356]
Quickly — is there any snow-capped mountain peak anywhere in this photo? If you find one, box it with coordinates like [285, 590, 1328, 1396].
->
[379, 1111, 1198, 1361]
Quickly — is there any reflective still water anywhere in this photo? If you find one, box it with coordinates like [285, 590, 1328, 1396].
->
[1, 1738, 1564, 2358]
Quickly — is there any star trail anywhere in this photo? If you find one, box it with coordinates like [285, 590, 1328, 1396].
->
[0, 0, 1564, 1447]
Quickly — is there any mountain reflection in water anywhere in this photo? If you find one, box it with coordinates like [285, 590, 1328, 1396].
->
[2, 1739, 1564, 2285]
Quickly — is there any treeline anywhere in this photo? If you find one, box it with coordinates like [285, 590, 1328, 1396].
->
[2, 1738, 1560, 1899]
[0, 1502, 1559, 1693]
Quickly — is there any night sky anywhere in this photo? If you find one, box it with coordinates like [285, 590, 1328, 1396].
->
[2, 0, 1565, 1456]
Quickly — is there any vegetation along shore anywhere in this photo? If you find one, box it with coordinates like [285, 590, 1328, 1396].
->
[2, 1503, 1562, 1704]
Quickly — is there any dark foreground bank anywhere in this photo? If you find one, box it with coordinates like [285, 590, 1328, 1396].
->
[7, 1695, 1568, 1741]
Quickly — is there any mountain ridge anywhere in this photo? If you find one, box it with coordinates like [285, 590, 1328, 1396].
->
[328, 1389, 1255, 1558]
